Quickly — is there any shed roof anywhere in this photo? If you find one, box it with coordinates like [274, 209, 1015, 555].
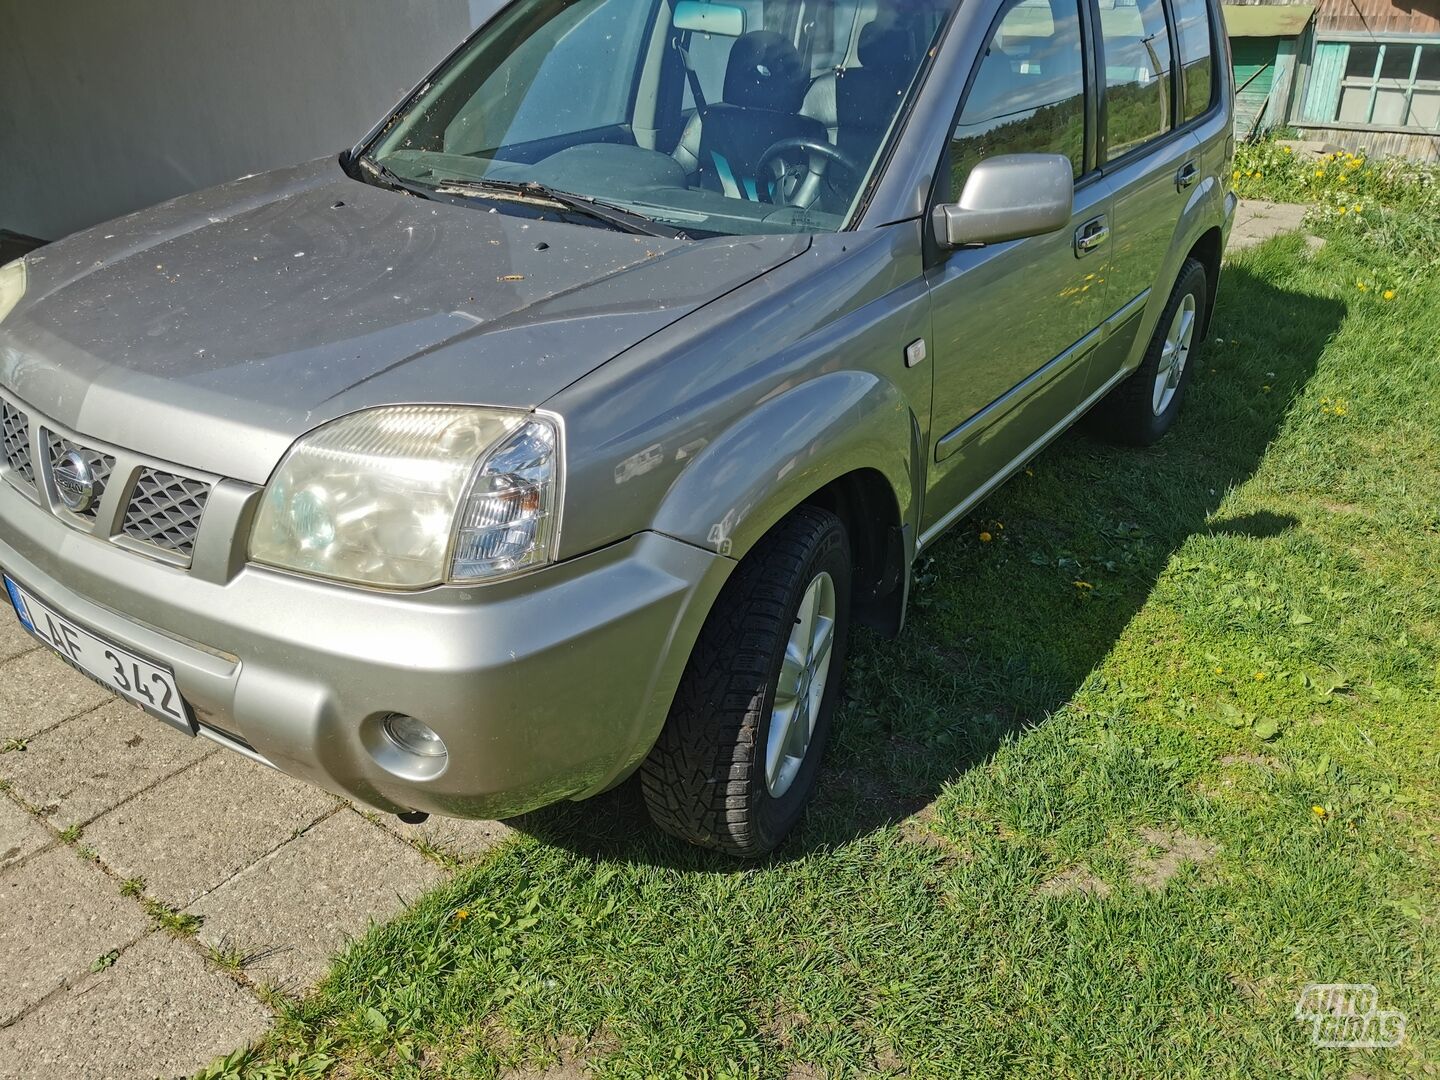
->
[1223, 4, 1316, 38]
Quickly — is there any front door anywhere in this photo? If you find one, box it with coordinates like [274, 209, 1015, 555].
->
[922, 0, 1111, 540]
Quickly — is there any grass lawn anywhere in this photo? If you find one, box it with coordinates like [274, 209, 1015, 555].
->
[219, 220, 1439, 1078]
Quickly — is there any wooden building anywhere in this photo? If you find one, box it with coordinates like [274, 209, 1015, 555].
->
[1226, 0, 1440, 159]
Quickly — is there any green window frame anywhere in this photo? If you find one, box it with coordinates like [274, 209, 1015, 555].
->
[1303, 39, 1440, 132]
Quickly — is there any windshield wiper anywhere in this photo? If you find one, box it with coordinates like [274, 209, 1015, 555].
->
[357, 157, 434, 201]
[435, 178, 686, 239]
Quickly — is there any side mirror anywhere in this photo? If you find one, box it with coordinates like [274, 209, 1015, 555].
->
[932, 154, 1075, 249]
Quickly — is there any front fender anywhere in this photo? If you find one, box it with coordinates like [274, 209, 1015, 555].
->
[651, 369, 916, 560]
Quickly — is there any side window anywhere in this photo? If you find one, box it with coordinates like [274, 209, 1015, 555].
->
[681, 0, 764, 109]
[1171, 0, 1215, 122]
[1097, 0, 1174, 158]
[800, 0, 844, 74]
[948, 0, 1088, 199]
[682, 33, 739, 110]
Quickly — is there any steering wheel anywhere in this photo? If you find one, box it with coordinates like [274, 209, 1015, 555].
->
[756, 138, 862, 209]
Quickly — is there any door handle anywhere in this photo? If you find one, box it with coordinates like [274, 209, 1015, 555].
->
[1177, 161, 1200, 190]
[1075, 217, 1109, 256]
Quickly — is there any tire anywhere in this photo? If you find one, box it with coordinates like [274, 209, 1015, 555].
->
[1094, 258, 1208, 446]
[641, 506, 852, 857]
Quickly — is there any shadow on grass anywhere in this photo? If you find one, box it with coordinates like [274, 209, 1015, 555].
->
[513, 260, 1347, 868]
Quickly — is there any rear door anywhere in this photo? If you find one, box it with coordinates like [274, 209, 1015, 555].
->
[921, 0, 1112, 539]
[1084, 0, 1202, 387]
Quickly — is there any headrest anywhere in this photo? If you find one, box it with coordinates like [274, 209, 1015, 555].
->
[724, 31, 809, 112]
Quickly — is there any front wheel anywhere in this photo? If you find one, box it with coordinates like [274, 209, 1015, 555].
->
[641, 506, 851, 857]
[1094, 257, 1208, 446]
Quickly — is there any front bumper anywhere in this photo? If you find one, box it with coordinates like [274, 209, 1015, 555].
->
[0, 475, 732, 819]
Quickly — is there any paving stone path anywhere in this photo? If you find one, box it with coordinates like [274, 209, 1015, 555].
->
[1228, 199, 1310, 253]
[0, 614, 512, 1078]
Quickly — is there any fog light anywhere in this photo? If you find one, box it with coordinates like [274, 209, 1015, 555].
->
[382, 714, 447, 759]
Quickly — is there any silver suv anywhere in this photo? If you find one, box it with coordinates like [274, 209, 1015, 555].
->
[0, 0, 1234, 856]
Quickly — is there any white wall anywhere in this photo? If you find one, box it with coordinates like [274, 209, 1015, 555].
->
[0, 0, 503, 240]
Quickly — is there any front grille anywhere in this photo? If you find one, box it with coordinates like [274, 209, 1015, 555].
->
[122, 469, 212, 563]
[46, 432, 116, 521]
[1, 399, 33, 488]
[4, 394, 227, 574]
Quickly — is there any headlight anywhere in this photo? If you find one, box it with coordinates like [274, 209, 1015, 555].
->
[250, 405, 562, 589]
[0, 259, 27, 325]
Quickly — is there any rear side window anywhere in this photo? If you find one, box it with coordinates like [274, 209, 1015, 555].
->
[947, 0, 1089, 197]
[1172, 0, 1216, 121]
[1097, 0, 1174, 158]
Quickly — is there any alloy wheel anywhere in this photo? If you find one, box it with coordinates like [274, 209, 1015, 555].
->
[766, 570, 837, 798]
[1153, 292, 1198, 416]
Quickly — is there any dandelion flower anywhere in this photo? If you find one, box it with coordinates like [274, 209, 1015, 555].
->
[979, 531, 993, 543]
[454, 909, 471, 921]
[1073, 581, 1093, 591]
[1214, 666, 1225, 676]
[1356, 281, 1368, 292]
[1312, 805, 1328, 819]
[1254, 672, 1268, 682]
[1283, 146, 1293, 154]
[1314, 169, 1325, 177]
[1383, 289, 1396, 301]
[1338, 206, 1349, 215]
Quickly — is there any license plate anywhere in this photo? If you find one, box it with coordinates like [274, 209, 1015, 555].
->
[4, 573, 196, 735]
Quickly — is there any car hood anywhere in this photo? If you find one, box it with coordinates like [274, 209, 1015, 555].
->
[0, 158, 808, 484]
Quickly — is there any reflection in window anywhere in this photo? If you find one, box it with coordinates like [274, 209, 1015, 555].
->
[1171, 0, 1214, 121]
[1097, 0, 1173, 157]
[949, 0, 1088, 198]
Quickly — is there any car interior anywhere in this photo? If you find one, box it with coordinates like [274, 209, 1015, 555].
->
[370, 0, 951, 235]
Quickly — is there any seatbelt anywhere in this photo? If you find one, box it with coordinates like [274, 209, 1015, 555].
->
[676, 33, 709, 113]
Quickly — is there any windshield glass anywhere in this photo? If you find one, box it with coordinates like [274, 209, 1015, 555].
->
[363, 0, 955, 237]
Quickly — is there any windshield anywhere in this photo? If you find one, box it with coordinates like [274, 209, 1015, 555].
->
[362, 0, 955, 237]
